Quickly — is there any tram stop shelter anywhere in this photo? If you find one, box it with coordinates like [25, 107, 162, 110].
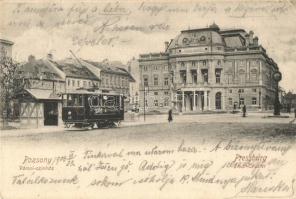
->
[17, 89, 63, 128]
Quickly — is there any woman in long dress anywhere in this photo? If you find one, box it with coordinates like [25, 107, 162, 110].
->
[168, 109, 173, 123]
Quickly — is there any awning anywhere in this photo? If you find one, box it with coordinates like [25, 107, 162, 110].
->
[25, 89, 61, 101]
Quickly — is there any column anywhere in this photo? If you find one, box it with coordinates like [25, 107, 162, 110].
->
[186, 62, 192, 84]
[197, 62, 202, 84]
[222, 92, 225, 110]
[207, 91, 211, 110]
[259, 60, 263, 85]
[204, 90, 208, 110]
[234, 60, 238, 81]
[182, 91, 185, 112]
[193, 91, 196, 111]
[247, 60, 250, 81]
[198, 93, 202, 111]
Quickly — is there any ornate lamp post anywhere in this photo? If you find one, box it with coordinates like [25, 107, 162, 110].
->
[273, 71, 282, 116]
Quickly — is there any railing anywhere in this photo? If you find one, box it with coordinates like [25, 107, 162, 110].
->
[139, 53, 169, 60]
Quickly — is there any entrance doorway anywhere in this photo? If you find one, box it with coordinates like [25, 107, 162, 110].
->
[44, 102, 58, 126]
[215, 92, 222, 110]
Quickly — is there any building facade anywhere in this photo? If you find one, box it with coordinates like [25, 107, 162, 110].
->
[139, 24, 280, 113]
[17, 55, 66, 128]
[83, 60, 135, 99]
[0, 39, 14, 58]
[127, 57, 140, 111]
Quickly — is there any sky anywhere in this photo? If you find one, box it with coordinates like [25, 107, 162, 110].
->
[1, 0, 296, 91]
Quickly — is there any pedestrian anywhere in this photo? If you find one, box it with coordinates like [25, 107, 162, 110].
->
[242, 105, 246, 117]
[168, 109, 173, 123]
[287, 104, 291, 114]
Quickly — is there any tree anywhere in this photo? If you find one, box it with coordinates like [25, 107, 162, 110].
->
[0, 56, 23, 128]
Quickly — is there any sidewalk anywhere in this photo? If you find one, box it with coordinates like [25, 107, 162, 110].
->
[1, 113, 295, 138]
[122, 112, 296, 126]
[0, 126, 65, 138]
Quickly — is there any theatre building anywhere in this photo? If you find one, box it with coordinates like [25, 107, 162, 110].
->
[139, 23, 280, 113]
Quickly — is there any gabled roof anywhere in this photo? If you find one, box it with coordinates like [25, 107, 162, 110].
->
[83, 60, 135, 82]
[18, 59, 64, 81]
[51, 58, 100, 81]
[0, 39, 14, 45]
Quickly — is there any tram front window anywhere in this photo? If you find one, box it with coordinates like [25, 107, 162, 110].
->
[66, 94, 84, 107]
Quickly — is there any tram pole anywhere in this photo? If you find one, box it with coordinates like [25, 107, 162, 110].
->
[144, 87, 146, 122]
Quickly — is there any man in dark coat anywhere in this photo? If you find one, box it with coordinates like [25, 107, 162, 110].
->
[168, 109, 173, 123]
[242, 105, 246, 117]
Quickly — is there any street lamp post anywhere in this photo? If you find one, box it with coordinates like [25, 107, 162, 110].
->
[144, 86, 148, 121]
[273, 71, 282, 116]
[238, 90, 241, 109]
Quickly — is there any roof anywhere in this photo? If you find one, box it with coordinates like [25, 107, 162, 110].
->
[83, 60, 127, 74]
[0, 39, 14, 45]
[83, 60, 135, 82]
[224, 36, 244, 47]
[18, 59, 64, 81]
[64, 89, 122, 95]
[51, 58, 100, 81]
[25, 89, 61, 100]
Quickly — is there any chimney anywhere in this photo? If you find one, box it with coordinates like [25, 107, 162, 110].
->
[245, 34, 249, 46]
[28, 55, 35, 63]
[47, 53, 53, 60]
[165, 41, 169, 50]
[253, 36, 258, 46]
[249, 31, 254, 45]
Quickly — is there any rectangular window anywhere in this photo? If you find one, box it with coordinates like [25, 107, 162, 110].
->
[215, 69, 222, 83]
[229, 89, 232, 93]
[180, 71, 186, 84]
[191, 70, 197, 84]
[154, 75, 158, 86]
[144, 76, 148, 86]
[67, 79, 70, 86]
[77, 80, 80, 87]
[240, 98, 245, 105]
[83, 81, 86, 87]
[154, 92, 158, 96]
[164, 91, 169, 95]
[201, 69, 208, 83]
[72, 80, 75, 87]
[252, 97, 257, 105]
[252, 88, 257, 93]
[144, 66, 148, 71]
[154, 100, 158, 106]
[229, 98, 232, 105]
[192, 61, 196, 66]
[238, 89, 244, 93]
[202, 60, 207, 66]
[164, 98, 169, 106]
[164, 77, 169, 86]
[66, 94, 84, 107]
[154, 65, 158, 70]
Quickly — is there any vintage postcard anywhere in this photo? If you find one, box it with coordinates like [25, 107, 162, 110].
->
[1, 0, 296, 198]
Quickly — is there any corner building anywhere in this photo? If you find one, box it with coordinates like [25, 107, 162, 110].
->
[139, 24, 280, 113]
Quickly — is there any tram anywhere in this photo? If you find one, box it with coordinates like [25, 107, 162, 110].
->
[62, 90, 124, 128]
